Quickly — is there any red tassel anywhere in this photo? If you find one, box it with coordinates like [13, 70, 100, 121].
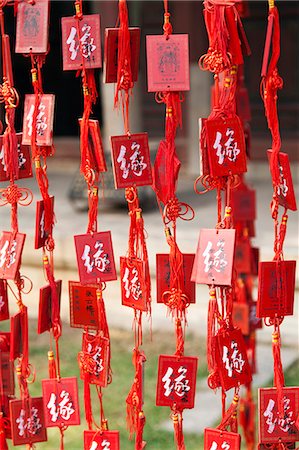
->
[135, 411, 146, 450]
[87, 185, 99, 233]
[217, 392, 239, 430]
[35, 162, 54, 235]
[0, 413, 8, 450]
[207, 288, 218, 373]
[84, 377, 93, 430]
[43, 255, 61, 339]
[48, 350, 57, 379]
[272, 327, 285, 417]
[172, 409, 185, 450]
[239, 387, 255, 450]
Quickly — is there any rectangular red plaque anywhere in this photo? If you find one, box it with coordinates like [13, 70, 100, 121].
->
[0, 231, 26, 281]
[69, 281, 99, 329]
[37, 280, 62, 334]
[10, 397, 47, 445]
[205, 117, 247, 176]
[204, 428, 241, 449]
[156, 253, 196, 304]
[257, 260, 296, 318]
[74, 231, 117, 284]
[146, 34, 190, 92]
[0, 133, 32, 182]
[10, 308, 28, 361]
[34, 196, 54, 249]
[267, 150, 297, 211]
[199, 118, 210, 177]
[79, 333, 109, 386]
[111, 133, 152, 189]
[84, 430, 120, 450]
[78, 119, 107, 173]
[232, 302, 250, 336]
[42, 377, 80, 427]
[231, 186, 256, 222]
[0, 351, 14, 396]
[0, 279, 9, 321]
[15, 0, 49, 54]
[120, 257, 148, 312]
[234, 239, 252, 275]
[156, 354, 198, 409]
[22, 94, 55, 146]
[191, 229, 236, 286]
[61, 14, 102, 71]
[259, 387, 299, 444]
[104, 27, 140, 83]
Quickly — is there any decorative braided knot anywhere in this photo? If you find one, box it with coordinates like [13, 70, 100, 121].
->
[164, 197, 195, 224]
[0, 80, 19, 108]
[268, 68, 283, 91]
[162, 288, 190, 311]
[199, 48, 231, 74]
[78, 351, 97, 375]
[0, 184, 33, 206]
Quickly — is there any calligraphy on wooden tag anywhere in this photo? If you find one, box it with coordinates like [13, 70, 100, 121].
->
[104, 27, 140, 83]
[74, 231, 117, 284]
[10, 308, 28, 361]
[204, 428, 241, 450]
[78, 119, 107, 173]
[22, 94, 55, 146]
[232, 302, 250, 336]
[42, 377, 80, 427]
[35, 196, 54, 249]
[10, 397, 47, 445]
[257, 260, 296, 318]
[15, 0, 49, 54]
[267, 150, 297, 211]
[0, 351, 14, 395]
[205, 117, 247, 176]
[61, 14, 101, 70]
[156, 253, 196, 304]
[120, 257, 148, 312]
[79, 333, 109, 386]
[69, 281, 99, 329]
[156, 355, 198, 409]
[0, 231, 26, 281]
[215, 328, 252, 391]
[258, 387, 299, 444]
[111, 133, 152, 189]
[191, 229, 235, 286]
[231, 186, 256, 222]
[84, 430, 120, 450]
[37, 280, 62, 334]
[0, 133, 32, 182]
[0, 279, 9, 321]
[146, 34, 190, 92]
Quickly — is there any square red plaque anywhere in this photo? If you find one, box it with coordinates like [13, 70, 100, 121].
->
[232, 302, 250, 336]
[34, 196, 54, 249]
[69, 281, 99, 329]
[146, 34, 190, 92]
[257, 260, 296, 318]
[10, 397, 47, 445]
[111, 133, 152, 189]
[191, 229, 236, 286]
[267, 150, 297, 211]
[74, 231, 117, 284]
[84, 430, 120, 450]
[231, 186, 256, 222]
[37, 280, 62, 334]
[0, 351, 14, 396]
[15, 0, 49, 54]
[0, 133, 32, 182]
[215, 328, 252, 391]
[205, 117, 247, 177]
[22, 94, 55, 146]
[259, 387, 299, 444]
[0, 279, 9, 321]
[234, 239, 252, 275]
[42, 377, 80, 427]
[156, 355, 198, 409]
[0, 231, 26, 281]
[79, 333, 109, 386]
[104, 27, 140, 83]
[120, 257, 148, 312]
[204, 428, 241, 449]
[61, 14, 102, 71]
[156, 253, 196, 304]
[78, 119, 107, 173]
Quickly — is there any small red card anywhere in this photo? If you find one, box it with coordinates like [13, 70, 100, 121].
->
[204, 428, 241, 449]
[234, 239, 252, 275]
[199, 118, 210, 177]
[257, 260, 296, 318]
[104, 27, 140, 83]
[75, 231, 117, 284]
[61, 14, 102, 71]
[120, 257, 148, 312]
[37, 280, 62, 334]
[0, 231, 26, 281]
[79, 333, 109, 386]
[0, 133, 32, 182]
[156, 354, 198, 409]
[259, 387, 299, 444]
[215, 328, 252, 391]
[84, 430, 120, 450]
[78, 119, 107, 173]
[232, 302, 250, 336]
[267, 150, 297, 211]
[34, 196, 54, 249]
[156, 253, 196, 304]
[0, 279, 9, 321]
[111, 133, 152, 189]
[231, 186, 256, 222]
[191, 229, 236, 286]
[146, 34, 190, 92]
[10, 397, 47, 445]
[15, 0, 49, 54]
[0, 351, 14, 395]
[249, 301, 263, 331]
[10, 308, 28, 361]
[22, 94, 55, 146]
[205, 117, 247, 176]
[69, 281, 99, 329]
[42, 377, 80, 428]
